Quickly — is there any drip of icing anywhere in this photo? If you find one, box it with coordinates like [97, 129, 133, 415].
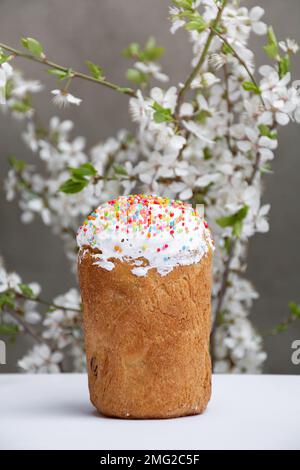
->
[77, 194, 214, 277]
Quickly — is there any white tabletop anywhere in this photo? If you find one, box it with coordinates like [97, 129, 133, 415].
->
[0, 373, 299, 450]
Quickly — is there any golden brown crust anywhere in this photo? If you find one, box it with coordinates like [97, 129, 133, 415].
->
[78, 248, 212, 419]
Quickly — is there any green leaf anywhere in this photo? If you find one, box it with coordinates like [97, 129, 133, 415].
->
[216, 205, 249, 228]
[192, 193, 205, 205]
[85, 60, 105, 80]
[59, 178, 89, 194]
[47, 68, 73, 80]
[263, 44, 278, 60]
[222, 43, 234, 55]
[224, 238, 231, 255]
[173, 0, 194, 9]
[232, 220, 243, 238]
[289, 302, 300, 318]
[203, 147, 212, 160]
[263, 26, 279, 59]
[0, 53, 13, 65]
[217, 310, 227, 326]
[116, 87, 134, 94]
[216, 205, 249, 238]
[126, 68, 148, 85]
[141, 37, 165, 61]
[10, 101, 32, 113]
[195, 109, 210, 124]
[21, 37, 44, 57]
[0, 323, 19, 335]
[59, 163, 97, 194]
[18, 283, 36, 299]
[152, 101, 174, 123]
[258, 125, 277, 140]
[0, 292, 15, 311]
[185, 14, 208, 33]
[70, 163, 97, 178]
[5, 79, 13, 100]
[267, 26, 278, 46]
[279, 54, 290, 79]
[242, 81, 261, 94]
[114, 164, 128, 176]
[123, 42, 140, 59]
[123, 38, 164, 62]
[260, 162, 273, 175]
[272, 323, 288, 334]
[8, 155, 26, 172]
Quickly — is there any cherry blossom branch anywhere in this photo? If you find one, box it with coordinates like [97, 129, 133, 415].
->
[223, 63, 236, 155]
[175, 0, 228, 116]
[0, 42, 136, 97]
[213, 237, 237, 322]
[211, 29, 265, 107]
[248, 152, 260, 184]
[92, 173, 184, 186]
[267, 304, 300, 336]
[213, 141, 266, 324]
[4, 307, 45, 344]
[12, 170, 77, 238]
[4, 307, 65, 371]
[248, 124, 278, 184]
[15, 291, 82, 313]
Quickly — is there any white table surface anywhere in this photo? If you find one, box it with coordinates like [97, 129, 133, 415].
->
[0, 373, 299, 450]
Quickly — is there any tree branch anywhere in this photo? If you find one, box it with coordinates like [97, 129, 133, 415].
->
[0, 42, 136, 97]
[15, 292, 82, 313]
[5, 307, 45, 344]
[175, 0, 228, 116]
[213, 237, 237, 322]
[223, 63, 236, 155]
[248, 151, 260, 184]
[211, 30, 265, 107]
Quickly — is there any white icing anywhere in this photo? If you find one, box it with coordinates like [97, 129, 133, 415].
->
[93, 257, 115, 271]
[77, 195, 214, 277]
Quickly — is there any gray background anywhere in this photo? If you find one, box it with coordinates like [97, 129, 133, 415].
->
[0, 0, 299, 373]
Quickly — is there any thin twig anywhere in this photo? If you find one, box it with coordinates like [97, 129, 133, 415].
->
[248, 151, 260, 184]
[265, 313, 299, 337]
[214, 237, 237, 322]
[15, 292, 82, 313]
[5, 308, 44, 344]
[0, 42, 136, 97]
[211, 29, 265, 107]
[223, 63, 236, 155]
[13, 170, 77, 238]
[93, 173, 186, 186]
[175, 0, 228, 116]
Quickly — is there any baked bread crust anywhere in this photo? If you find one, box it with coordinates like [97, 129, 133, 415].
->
[78, 247, 212, 419]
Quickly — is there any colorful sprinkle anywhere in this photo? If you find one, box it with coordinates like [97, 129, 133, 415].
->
[77, 194, 214, 277]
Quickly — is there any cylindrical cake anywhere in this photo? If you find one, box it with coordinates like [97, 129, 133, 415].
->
[77, 195, 214, 419]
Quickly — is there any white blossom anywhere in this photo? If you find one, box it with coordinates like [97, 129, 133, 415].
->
[150, 86, 177, 112]
[249, 6, 267, 35]
[169, 6, 186, 34]
[129, 90, 149, 127]
[18, 344, 63, 373]
[191, 72, 220, 89]
[0, 62, 13, 105]
[51, 89, 82, 107]
[13, 79, 43, 98]
[259, 66, 298, 126]
[209, 53, 227, 70]
[134, 62, 169, 83]
[279, 39, 299, 55]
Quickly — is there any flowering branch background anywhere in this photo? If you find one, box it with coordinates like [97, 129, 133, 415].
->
[1, 0, 300, 374]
